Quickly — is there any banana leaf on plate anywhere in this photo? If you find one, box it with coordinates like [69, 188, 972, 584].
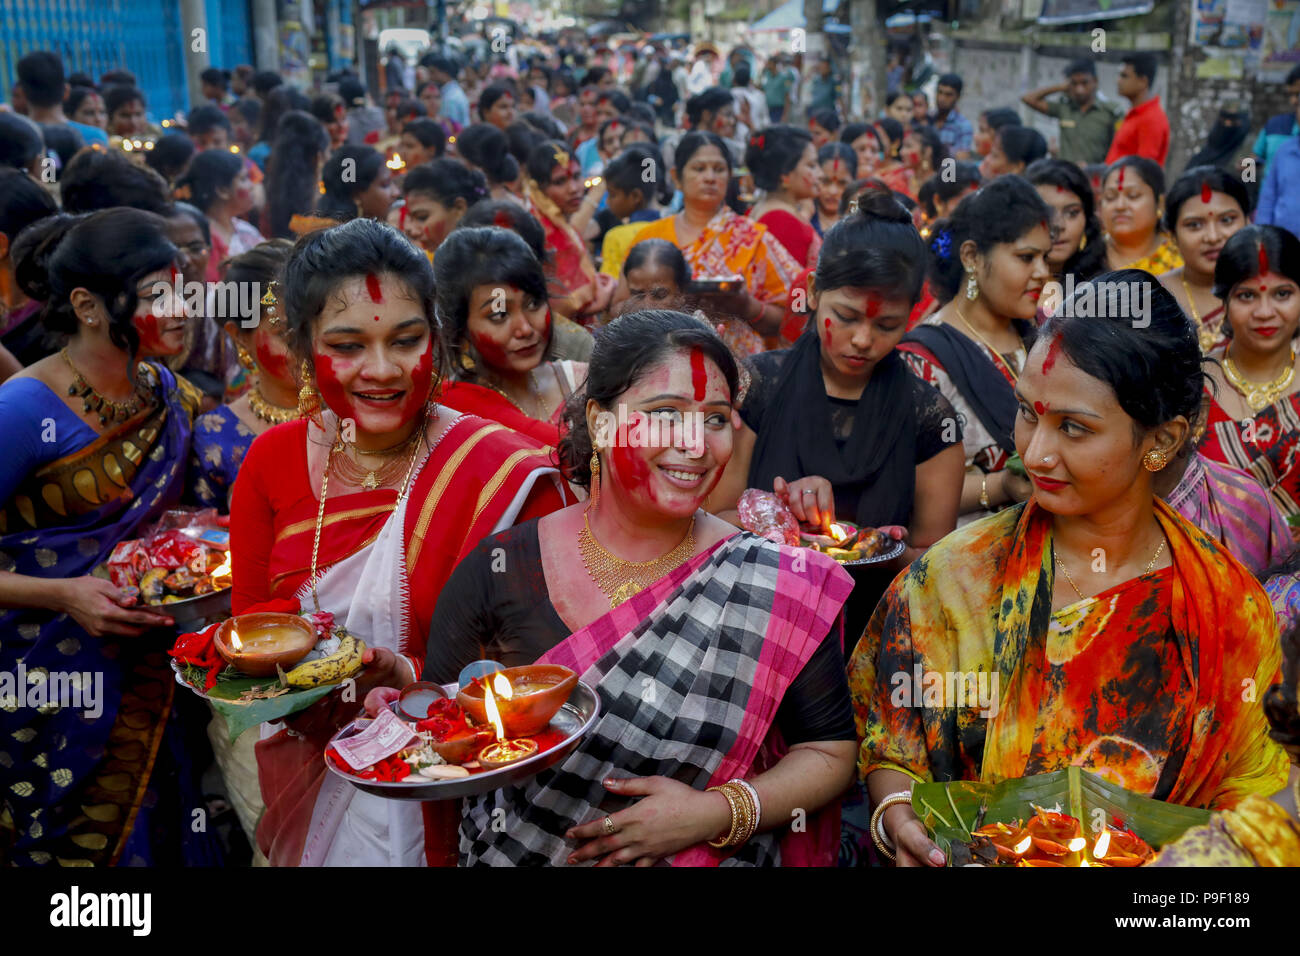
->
[171, 660, 340, 741]
[911, 767, 1211, 865]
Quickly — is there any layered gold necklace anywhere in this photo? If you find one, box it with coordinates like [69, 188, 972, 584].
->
[247, 384, 301, 425]
[329, 419, 425, 491]
[955, 306, 1021, 383]
[578, 509, 697, 608]
[1222, 347, 1297, 414]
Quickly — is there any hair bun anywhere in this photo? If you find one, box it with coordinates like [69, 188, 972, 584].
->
[851, 187, 911, 224]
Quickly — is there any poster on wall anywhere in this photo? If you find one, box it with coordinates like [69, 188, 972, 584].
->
[1190, 0, 1299, 77]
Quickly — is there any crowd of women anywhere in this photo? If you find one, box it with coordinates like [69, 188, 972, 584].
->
[0, 41, 1298, 868]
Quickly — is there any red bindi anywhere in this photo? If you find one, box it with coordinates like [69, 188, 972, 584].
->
[865, 298, 881, 318]
[365, 273, 384, 304]
[690, 346, 707, 402]
[1201, 180, 1213, 204]
[1033, 400, 1048, 415]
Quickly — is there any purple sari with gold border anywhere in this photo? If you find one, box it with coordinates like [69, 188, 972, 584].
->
[0, 363, 200, 866]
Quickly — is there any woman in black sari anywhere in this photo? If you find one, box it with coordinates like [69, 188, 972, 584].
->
[712, 188, 965, 639]
[898, 174, 1050, 522]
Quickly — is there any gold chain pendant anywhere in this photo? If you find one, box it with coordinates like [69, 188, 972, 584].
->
[1223, 350, 1296, 414]
[578, 510, 697, 608]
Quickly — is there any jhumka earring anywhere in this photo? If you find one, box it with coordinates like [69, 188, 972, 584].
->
[589, 448, 601, 506]
[965, 269, 979, 301]
[1142, 448, 1168, 472]
[298, 358, 322, 425]
[236, 343, 256, 371]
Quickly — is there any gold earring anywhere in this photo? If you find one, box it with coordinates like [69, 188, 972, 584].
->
[1143, 448, 1168, 472]
[459, 344, 476, 372]
[589, 448, 601, 506]
[965, 270, 979, 301]
[236, 343, 256, 371]
[1078, 232, 1087, 252]
[298, 358, 322, 425]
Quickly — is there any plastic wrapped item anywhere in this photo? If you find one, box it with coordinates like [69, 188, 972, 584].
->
[106, 540, 151, 589]
[736, 488, 801, 547]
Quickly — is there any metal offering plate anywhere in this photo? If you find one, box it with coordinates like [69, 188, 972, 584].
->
[161, 585, 233, 629]
[835, 537, 906, 567]
[325, 679, 600, 801]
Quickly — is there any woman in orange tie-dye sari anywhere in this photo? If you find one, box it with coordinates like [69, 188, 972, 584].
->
[849, 273, 1291, 867]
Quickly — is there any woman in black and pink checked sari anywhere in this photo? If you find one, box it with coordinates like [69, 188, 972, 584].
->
[424, 309, 858, 866]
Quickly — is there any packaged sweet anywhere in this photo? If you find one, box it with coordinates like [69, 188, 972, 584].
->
[736, 489, 800, 547]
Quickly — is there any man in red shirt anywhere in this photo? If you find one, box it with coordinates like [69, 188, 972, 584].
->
[1105, 52, 1169, 166]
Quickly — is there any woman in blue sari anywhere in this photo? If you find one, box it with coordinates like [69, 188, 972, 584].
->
[0, 208, 205, 866]
[188, 239, 300, 513]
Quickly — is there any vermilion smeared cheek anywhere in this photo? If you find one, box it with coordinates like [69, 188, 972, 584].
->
[404, 339, 434, 417]
[470, 332, 509, 368]
[611, 422, 656, 504]
[132, 312, 166, 352]
[865, 298, 881, 318]
[314, 353, 357, 418]
[255, 336, 290, 380]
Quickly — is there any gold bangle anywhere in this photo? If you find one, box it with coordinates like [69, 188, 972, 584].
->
[728, 781, 757, 846]
[978, 474, 990, 510]
[707, 784, 743, 848]
[869, 790, 913, 863]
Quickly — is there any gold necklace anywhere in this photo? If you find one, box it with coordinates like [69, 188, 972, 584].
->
[1055, 537, 1166, 602]
[329, 423, 424, 491]
[1106, 233, 1163, 270]
[578, 508, 697, 608]
[307, 410, 428, 611]
[954, 306, 1020, 383]
[247, 384, 302, 425]
[1179, 271, 1223, 353]
[61, 348, 154, 425]
[482, 368, 543, 419]
[1222, 348, 1297, 414]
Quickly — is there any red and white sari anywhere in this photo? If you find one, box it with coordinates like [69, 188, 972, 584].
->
[230, 410, 569, 866]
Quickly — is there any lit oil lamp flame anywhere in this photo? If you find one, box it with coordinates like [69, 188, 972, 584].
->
[229, 144, 240, 153]
[210, 557, 233, 588]
[1093, 829, 1110, 860]
[1012, 834, 1032, 856]
[829, 523, 848, 542]
[229, 627, 242, 652]
[1067, 836, 1087, 853]
[122, 139, 134, 151]
[483, 679, 506, 741]
[493, 672, 513, 700]
[387, 152, 405, 171]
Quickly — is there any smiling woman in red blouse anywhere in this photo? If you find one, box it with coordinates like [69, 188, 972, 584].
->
[229, 218, 568, 868]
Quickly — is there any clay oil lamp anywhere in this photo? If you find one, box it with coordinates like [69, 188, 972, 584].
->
[477, 673, 540, 770]
[214, 613, 317, 677]
[457, 664, 577, 737]
[1089, 824, 1153, 867]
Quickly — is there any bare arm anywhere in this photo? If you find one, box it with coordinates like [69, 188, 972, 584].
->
[1022, 81, 1067, 116]
[905, 443, 964, 563]
[0, 344, 22, 383]
[0, 570, 175, 637]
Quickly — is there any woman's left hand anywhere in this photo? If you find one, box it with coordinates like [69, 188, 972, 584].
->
[565, 775, 731, 867]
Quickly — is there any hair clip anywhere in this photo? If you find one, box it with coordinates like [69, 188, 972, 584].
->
[551, 145, 570, 166]
[930, 229, 953, 259]
[751, 133, 765, 149]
